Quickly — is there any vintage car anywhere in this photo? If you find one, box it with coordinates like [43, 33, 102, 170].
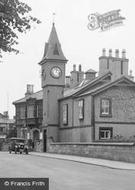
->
[8, 137, 28, 154]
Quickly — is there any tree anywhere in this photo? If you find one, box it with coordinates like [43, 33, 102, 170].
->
[0, 0, 41, 57]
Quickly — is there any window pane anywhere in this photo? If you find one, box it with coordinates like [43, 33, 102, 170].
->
[99, 128, 112, 140]
[20, 107, 25, 119]
[79, 99, 84, 119]
[27, 105, 34, 118]
[101, 99, 111, 115]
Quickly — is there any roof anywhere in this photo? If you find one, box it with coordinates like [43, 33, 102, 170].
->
[85, 69, 97, 73]
[0, 118, 15, 124]
[62, 71, 112, 99]
[78, 75, 135, 97]
[13, 90, 43, 104]
[39, 23, 67, 64]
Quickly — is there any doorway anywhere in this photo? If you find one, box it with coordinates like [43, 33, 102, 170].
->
[43, 130, 47, 152]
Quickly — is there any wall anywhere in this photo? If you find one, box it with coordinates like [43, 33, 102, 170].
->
[59, 127, 92, 142]
[48, 142, 135, 163]
[94, 85, 135, 140]
[59, 96, 93, 142]
[95, 123, 135, 141]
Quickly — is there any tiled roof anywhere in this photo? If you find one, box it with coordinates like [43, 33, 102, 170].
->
[13, 90, 43, 104]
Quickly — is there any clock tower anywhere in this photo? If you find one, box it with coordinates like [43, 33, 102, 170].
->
[39, 23, 67, 151]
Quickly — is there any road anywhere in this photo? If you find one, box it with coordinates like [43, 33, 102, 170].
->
[0, 151, 135, 190]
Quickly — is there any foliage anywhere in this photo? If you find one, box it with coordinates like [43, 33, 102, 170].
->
[0, 0, 41, 56]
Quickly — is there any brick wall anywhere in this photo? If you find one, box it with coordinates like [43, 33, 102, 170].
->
[48, 142, 135, 163]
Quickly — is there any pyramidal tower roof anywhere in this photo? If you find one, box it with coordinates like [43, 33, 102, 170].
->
[42, 23, 67, 61]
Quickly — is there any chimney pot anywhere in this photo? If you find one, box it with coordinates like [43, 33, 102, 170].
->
[79, 64, 82, 72]
[122, 49, 126, 59]
[102, 48, 106, 56]
[73, 64, 76, 71]
[130, 70, 132, 76]
[25, 84, 34, 97]
[109, 49, 112, 57]
[115, 49, 119, 58]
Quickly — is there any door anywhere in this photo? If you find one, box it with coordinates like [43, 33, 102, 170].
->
[43, 130, 47, 152]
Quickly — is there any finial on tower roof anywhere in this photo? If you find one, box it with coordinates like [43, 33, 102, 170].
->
[52, 13, 56, 25]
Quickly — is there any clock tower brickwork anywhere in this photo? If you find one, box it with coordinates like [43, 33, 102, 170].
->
[39, 23, 67, 151]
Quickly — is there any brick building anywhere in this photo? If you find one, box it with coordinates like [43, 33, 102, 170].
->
[14, 23, 135, 152]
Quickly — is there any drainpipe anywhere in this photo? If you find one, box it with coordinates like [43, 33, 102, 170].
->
[91, 96, 95, 141]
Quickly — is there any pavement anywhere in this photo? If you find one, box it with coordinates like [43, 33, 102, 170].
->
[30, 152, 135, 170]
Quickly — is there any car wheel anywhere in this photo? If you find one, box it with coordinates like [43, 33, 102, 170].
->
[15, 148, 17, 154]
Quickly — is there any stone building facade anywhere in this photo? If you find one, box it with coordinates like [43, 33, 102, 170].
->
[13, 85, 43, 146]
[14, 22, 135, 152]
[0, 112, 15, 139]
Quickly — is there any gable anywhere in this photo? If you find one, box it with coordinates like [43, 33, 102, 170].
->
[91, 76, 135, 96]
[75, 76, 135, 98]
[113, 80, 134, 86]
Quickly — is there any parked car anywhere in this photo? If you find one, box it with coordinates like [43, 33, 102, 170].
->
[8, 137, 28, 154]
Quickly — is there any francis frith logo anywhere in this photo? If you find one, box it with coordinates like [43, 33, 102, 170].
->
[87, 9, 125, 31]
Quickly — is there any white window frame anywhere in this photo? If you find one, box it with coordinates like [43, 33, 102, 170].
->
[101, 98, 111, 116]
[79, 99, 84, 120]
[99, 128, 113, 140]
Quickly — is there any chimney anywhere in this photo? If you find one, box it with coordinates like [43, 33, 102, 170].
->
[78, 64, 84, 84]
[73, 64, 76, 71]
[65, 76, 71, 88]
[79, 64, 82, 72]
[102, 48, 106, 56]
[25, 84, 34, 97]
[70, 65, 78, 88]
[129, 70, 134, 81]
[3, 111, 9, 119]
[115, 49, 119, 58]
[109, 49, 112, 57]
[85, 69, 97, 81]
[122, 49, 126, 59]
[99, 49, 108, 76]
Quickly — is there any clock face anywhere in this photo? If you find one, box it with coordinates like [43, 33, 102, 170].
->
[50, 67, 62, 79]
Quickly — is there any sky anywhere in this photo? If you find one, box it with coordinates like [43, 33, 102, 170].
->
[0, 0, 135, 118]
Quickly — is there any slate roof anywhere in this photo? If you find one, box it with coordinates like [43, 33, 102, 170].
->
[85, 69, 97, 73]
[39, 23, 67, 64]
[0, 118, 14, 124]
[62, 71, 112, 99]
[13, 90, 43, 104]
[78, 75, 135, 97]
